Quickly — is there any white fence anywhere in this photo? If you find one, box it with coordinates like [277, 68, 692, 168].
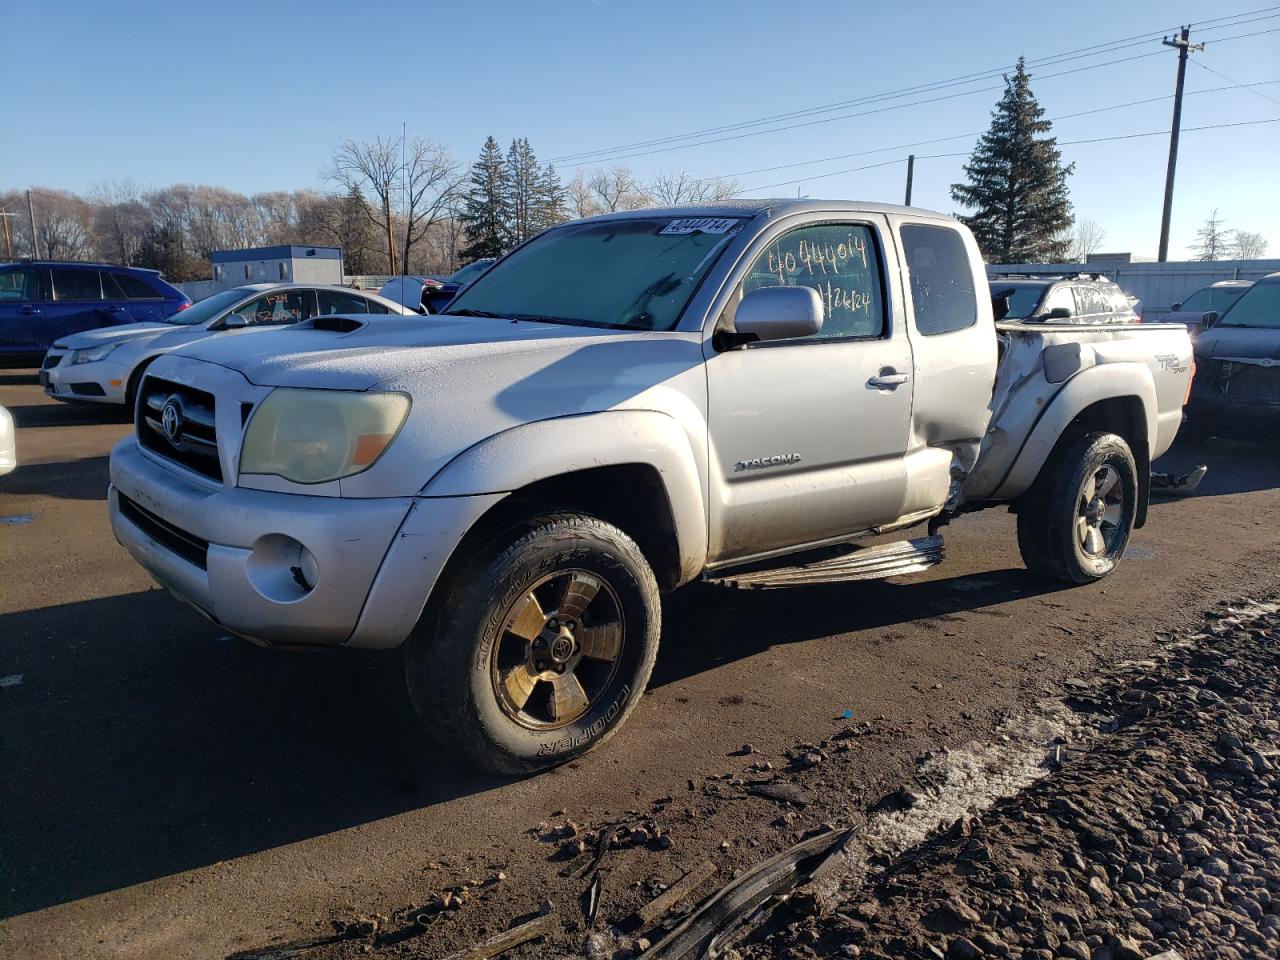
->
[987, 259, 1280, 320]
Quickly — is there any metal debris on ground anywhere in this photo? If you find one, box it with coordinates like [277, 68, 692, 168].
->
[433, 909, 557, 960]
[583, 870, 603, 927]
[628, 860, 718, 930]
[645, 827, 855, 959]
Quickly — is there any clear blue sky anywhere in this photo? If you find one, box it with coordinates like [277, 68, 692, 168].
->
[2, 0, 1277, 258]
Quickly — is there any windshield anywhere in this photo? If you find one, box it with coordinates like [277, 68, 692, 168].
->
[1179, 286, 1248, 313]
[447, 260, 492, 285]
[992, 283, 1048, 319]
[164, 288, 249, 325]
[444, 216, 743, 330]
[1217, 281, 1280, 329]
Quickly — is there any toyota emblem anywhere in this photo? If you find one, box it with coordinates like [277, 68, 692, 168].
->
[160, 399, 183, 443]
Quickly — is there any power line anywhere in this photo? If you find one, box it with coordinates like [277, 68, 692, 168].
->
[737, 117, 1280, 194]
[1190, 58, 1280, 105]
[709, 81, 1278, 182]
[550, 8, 1280, 165]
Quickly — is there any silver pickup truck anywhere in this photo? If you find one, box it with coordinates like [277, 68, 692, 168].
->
[107, 200, 1193, 773]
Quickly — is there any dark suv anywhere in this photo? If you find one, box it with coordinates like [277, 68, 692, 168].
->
[0, 261, 190, 364]
[988, 273, 1139, 324]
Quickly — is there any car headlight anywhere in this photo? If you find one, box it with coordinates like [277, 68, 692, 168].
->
[70, 343, 119, 365]
[239, 388, 411, 484]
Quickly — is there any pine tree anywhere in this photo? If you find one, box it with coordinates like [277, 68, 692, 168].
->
[1191, 209, 1228, 261]
[534, 163, 568, 230]
[951, 58, 1074, 263]
[505, 138, 540, 245]
[460, 136, 510, 261]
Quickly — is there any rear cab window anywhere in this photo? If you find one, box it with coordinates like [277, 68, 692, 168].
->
[738, 222, 887, 340]
[901, 223, 977, 336]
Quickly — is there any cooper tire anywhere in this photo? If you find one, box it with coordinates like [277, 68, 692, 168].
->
[1017, 431, 1138, 585]
[405, 513, 660, 775]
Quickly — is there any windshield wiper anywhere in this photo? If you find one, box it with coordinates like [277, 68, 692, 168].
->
[443, 308, 507, 319]
[511, 314, 611, 329]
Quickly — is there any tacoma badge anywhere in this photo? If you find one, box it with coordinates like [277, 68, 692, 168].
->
[734, 453, 802, 472]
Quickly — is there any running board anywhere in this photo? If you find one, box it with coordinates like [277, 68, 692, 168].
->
[705, 535, 944, 590]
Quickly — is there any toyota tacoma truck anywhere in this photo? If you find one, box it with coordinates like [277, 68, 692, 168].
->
[107, 200, 1194, 773]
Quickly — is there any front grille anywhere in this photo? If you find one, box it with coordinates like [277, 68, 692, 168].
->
[42, 353, 62, 370]
[137, 376, 223, 482]
[117, 494, 209, 569]
[1224, 363, 1280, 403]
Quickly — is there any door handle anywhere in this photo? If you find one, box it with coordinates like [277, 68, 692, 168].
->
[867, 371, 910, 389]
[20, 305, 39, 315]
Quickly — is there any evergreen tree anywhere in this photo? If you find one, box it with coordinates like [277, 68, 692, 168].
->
[460, 135, 510, 261]
[535, 163, 568, 230]
[951, 58, 1074, 263]
[1191, 209, 1228, 261]
[505, 138, 541, 245]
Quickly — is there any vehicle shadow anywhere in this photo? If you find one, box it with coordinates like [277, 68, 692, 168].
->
[8, 402, 131, 429]
[0, 589, 504, 919]
[0, 455, 110, 501]
[1151, 432, 1280, 499]
[0, 566, 1062, 917]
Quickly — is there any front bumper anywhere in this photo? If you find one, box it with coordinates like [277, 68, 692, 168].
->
[42, 352, 129, 404]
[1188, 375, 1280, 437]
[109, 438, 504, 648]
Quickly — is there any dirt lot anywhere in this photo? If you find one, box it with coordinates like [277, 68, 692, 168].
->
[2, 370, 1279, 960]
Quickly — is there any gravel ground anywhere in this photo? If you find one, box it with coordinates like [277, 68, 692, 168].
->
[738, 598, 1280, 960]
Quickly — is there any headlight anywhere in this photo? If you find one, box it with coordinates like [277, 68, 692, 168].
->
[70, 343, 119, 365]
[239, 389, 410, 484]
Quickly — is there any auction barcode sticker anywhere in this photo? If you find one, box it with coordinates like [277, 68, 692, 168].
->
[659, 217, 739, 235]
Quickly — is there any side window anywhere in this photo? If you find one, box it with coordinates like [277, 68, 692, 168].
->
[1073, 285, 1106, 318]
[1042, 286, 1074, 316]
[115, 274, 161, 300]
[0, 268, 43, 302]
[51, 268, 103, 301]
[317, 290, 372, 314]
[365, 298, 390, 314]
[739, 222, 886, 339]
[235, 290, 310, 326]
[100, 272, 128, 300]
[900, 224, 977, 336]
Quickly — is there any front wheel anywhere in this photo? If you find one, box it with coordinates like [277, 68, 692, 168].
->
[405, 513, 660, 775]
[1017, 431, 1138, 584]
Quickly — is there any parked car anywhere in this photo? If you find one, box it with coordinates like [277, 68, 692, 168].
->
[41, 284, 412, 409]
[1186, 272, 1280, 439]
[0, 261, 190, 365]
[108, 200, 1192, 774]
[0, 403, 14, 475]
[988, 273, 1138, 324]
[379, 259, 497, 314]
[1164, 279, 1252, 334]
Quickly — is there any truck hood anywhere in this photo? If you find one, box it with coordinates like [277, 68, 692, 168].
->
[1195, 325, 1280, 362]
[55, 322, 177, 350]
[174, 314, 661, 390]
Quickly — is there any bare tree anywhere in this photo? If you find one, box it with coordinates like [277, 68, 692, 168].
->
[1190, 209, 1229, 261]
[586, 166, 650, 212]
[398, 137, 464, 274]
[1230, 229, 1268, 260]
[566, 172, 601, 219]
[89, 180, 149, 265]
[329, 136, 402, 274]
[647, 170, 740, 205]
[1065, 218, 1107, 261]
[29, 189, 95, 260]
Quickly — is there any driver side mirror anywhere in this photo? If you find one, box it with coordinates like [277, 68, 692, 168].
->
[1201, 311, 1220, 328]
[1041, 307, 1072, 321]
[1171, 302, 1182, 311]
[222, 313, 249, 329]
[730, 286, 824, 345]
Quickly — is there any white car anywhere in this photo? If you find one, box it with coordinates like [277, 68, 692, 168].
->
[40, 284, 414, 408]
[0, 403, 14, 475]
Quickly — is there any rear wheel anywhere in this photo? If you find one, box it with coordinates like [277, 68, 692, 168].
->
[405, 513, 660, 775]
[1017, 431, 1138, 584]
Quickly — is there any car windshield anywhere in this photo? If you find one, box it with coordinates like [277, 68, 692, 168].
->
[1179, 286, 1248, 312]
[992, 283, 1048, 319]
[164, 288, 250, 325]
[1217, 281, 1280, 329]
[444, 216, 743, 330]
[447, 260, 492, 285]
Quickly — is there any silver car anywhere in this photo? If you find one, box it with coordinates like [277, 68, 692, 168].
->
[40, 284, 413, 408]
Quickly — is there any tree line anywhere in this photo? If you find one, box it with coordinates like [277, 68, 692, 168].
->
[1, 136, 736, 282]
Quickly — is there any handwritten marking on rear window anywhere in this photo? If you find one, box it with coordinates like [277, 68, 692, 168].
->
[659, 217, 739, 235]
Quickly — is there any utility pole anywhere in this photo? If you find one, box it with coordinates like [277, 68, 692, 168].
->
[904, 154, 915, 206]
[1157, 25, 1204, 262]
[0, 212, 15, 259]
[27, 189, 43, 259]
